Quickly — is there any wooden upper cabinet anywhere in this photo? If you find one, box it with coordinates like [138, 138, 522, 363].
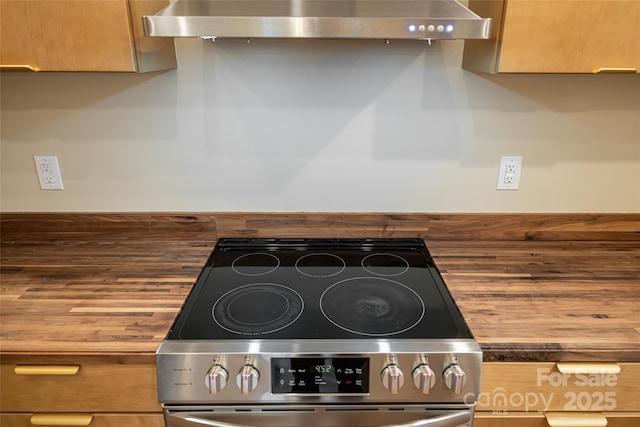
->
[0, 0, 176, 72]
[462, 0, 640, 73]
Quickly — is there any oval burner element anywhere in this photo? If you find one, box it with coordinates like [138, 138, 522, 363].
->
[212, 284, 303, 335]
[320, 277, 425, 336]
[232, 253, 279, 276]
[362, 253, 409, 277]
[296, 253, 346, 278]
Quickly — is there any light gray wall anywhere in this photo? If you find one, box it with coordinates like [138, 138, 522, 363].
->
[1, 39, 639, 212]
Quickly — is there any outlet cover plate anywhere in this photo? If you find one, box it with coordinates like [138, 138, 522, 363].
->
[497, 156, 523, 190]
[34, 156, 64, 190]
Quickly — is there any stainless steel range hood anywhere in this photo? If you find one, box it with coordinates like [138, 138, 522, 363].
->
[143, 0, 491, 40]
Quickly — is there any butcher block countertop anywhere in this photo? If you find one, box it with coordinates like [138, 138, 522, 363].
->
[1, 213, 639, 363]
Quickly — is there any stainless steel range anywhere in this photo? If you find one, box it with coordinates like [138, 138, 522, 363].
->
[158, 238, 481, 427]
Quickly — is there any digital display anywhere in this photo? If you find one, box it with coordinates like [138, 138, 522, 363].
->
[272, 357, 369, 394]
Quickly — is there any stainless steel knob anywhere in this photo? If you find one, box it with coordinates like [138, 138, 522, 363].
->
[237, 365, 260, 394]
[205, 365, 228, 394]
[412, 364, 436, 394]
[381, 364, 404, 394]
[443, 364, 466, 394]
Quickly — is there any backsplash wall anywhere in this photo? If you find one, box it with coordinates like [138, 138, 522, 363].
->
[1, 39, 639, 212]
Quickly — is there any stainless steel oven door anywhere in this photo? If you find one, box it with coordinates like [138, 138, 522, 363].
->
[164, 405, 474, 427]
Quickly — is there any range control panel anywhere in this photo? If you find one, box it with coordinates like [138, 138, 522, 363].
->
[272, 357, 369, 394]
[156, 341, 482, 404]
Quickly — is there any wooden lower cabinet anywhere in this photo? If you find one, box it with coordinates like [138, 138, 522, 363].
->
[1, 357, 163, 426]
[1, 361, 161, 412]
[0, 413, 165, 427]
[474, 412, 548, 427]
[475, 362, 640, 427]
[479, 362, 639, 412]
[475, 412, 640, 427]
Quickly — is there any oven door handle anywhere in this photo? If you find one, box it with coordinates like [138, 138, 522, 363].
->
[166, 410, 472, 427]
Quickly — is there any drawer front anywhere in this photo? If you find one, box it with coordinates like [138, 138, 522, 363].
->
[0, 413, 165, 427]
[475, 413, 547, 427]
[475, 412, 640, 427]
[479, 362, 640, 412]
[1, 363, 161, 412]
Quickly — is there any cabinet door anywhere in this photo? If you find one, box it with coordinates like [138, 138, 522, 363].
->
[1, 0, 137, 72]
[1, 362, 161, 412]
[479, 362, 640, 412]
[463, 0, 640, 73]
[475, 412, 547, 427]
[0, 413, 165, 427]
[475, 412, 640, 427]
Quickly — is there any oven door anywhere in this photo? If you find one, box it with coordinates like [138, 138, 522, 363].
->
[164, 405, 474, 427]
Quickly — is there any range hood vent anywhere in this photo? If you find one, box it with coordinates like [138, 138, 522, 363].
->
[143, 0, 491, 40]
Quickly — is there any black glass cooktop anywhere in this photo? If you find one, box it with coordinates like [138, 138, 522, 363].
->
[167, 238, 473, 340]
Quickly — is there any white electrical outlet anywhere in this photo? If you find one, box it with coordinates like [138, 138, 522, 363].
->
[34, 156, 64, 190]
[496, 156, 523, 190]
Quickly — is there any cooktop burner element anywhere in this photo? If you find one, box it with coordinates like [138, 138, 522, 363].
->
[320, 277, 425, 336]
[232, 252, 279, 276]
[362, 253, 410, 276]
[295, 253, 345, 277]
[212, 283, 304, 335]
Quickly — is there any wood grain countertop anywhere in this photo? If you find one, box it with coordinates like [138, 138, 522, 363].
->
[1, 213, 639, 362]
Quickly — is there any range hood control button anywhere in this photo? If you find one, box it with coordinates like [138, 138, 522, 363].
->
[237, 365, 260, 394]
[381, 364, 404, 394]
[443, 363, 467, 394]
[412, 364, 436, 394]
[205, 365, 228, 394]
